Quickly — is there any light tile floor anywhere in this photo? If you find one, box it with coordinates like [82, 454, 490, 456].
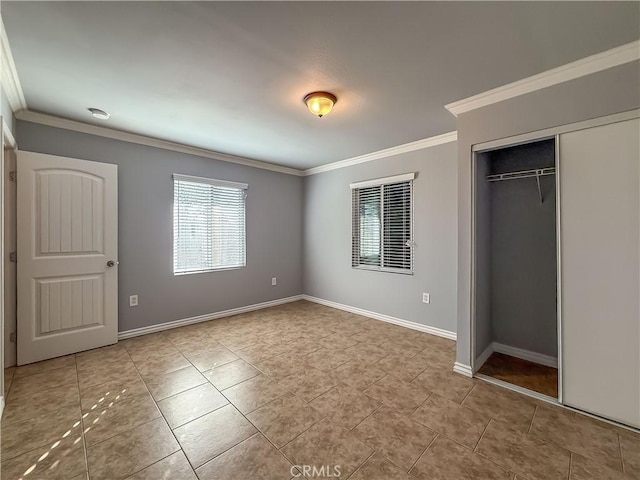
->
[1, 301, 638, 479]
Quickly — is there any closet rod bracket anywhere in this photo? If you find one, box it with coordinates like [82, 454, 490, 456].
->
[536, 171, 543, 204]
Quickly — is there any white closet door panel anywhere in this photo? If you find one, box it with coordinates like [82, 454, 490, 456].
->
[560, 117, 640, 428]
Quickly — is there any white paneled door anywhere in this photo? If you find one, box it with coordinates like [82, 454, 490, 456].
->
[17, 151, 118, 365]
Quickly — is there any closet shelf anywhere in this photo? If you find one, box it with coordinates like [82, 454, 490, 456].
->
[487, 167, 555, 204]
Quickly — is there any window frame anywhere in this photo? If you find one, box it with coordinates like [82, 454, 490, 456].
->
[350, 173, 415, 275]
[173, 173, 247, 275]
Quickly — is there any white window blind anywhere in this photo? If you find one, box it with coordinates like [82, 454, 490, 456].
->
[173, 174, 247, 274]
[351, 174, 414, 274]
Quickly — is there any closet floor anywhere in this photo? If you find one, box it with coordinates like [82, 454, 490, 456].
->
[478, 352, 558, 398]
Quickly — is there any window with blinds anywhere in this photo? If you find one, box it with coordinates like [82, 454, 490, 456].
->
[351, 173, 414, 274]
[173, 174, 247, 274]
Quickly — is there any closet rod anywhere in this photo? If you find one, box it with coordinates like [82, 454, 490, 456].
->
[487, 167, 556, 204]
[486, 167, 556, 183]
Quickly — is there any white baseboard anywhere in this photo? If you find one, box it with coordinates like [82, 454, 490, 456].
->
[453, 362, 473, 377]
[117, 295, 304, 340]
[492, 342, 557, 368]
[301, 295, 456, 341]
[0, 395, 4, 419]
[475, 342, 558, 369]
[475, 343, 494, 371]
[118, 293, 458, 344]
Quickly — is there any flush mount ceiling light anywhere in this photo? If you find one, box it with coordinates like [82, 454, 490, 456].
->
[303, 91, 337, 118]
[88, 107, 110, 120]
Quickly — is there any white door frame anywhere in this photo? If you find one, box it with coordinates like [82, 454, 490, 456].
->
[470, 134, 560, 404]
[0, 118, 16, 416]
[468, 108, 640, 406]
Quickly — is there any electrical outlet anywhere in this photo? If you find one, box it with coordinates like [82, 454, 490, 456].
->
[271, 277, 277, 286]
[422, 293, 430, 304]
[129, 295, 139, 307]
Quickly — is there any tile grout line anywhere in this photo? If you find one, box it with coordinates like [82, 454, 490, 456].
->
[344, 450, 377, 480]
[273, 409, 330, 452]
[347, 448, 378, 479]
[98, 416, 179, 477]
[2, 368, 12, 405]
[249, 412, 317, 478]
[5, 360, 77, 402]
[74, 354, 91, 479]
[567, 452, 573, 480]
[164, 401, 230, 431]
[349, 404, 384, 433]
[409, 392, 433, 419]
[184, 405, 270, 472]
[472, 440, 522, 477]
[248, 400, 328, 449]
[10, 361, 72, 381]
[617, 433, 625, 474]
[473, 418, 492, 452]
[527, 405, 538, 434]
[408, 432, 439, 474]
[460, 382, 476, 404]
[193, 432, 280, 475]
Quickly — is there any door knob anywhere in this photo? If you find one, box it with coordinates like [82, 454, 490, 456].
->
[107, 260, 117, 268]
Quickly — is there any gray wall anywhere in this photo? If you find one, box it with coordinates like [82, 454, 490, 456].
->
[16, 121, 303, 332]
[456, 60, 640, 367]
[303, 142, 458, 334]
[488, 141, 557, 358]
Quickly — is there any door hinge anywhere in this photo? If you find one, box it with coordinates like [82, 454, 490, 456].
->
[9, 171, 16, 182]
[9, 252, 16, 263]
[9, 332, 16, 343]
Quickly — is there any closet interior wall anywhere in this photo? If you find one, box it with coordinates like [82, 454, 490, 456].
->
[475, 139, 558, 366]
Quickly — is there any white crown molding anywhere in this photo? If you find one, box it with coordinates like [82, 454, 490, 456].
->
[303, 131, 458, 176]
[0, 17, 27, 112]
[2, 118, 16, 149]
[17, 110, 304, 176]
[17, 108, 457, 177]
[445, 40, 640, 117]
[302, 294, 456, 340]
[118, 295, 304, 340]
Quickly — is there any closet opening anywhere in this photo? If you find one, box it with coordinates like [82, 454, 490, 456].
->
[473, 137, 559, 400]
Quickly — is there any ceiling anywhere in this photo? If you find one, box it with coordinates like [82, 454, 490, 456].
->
[3, 2, 639, 170]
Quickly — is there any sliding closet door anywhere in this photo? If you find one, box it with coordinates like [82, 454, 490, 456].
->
[560, 117, 640, 427]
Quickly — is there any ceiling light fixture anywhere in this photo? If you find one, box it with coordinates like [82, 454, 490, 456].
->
[303, 91, 337, 118]
[88, 108, 110, 120]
